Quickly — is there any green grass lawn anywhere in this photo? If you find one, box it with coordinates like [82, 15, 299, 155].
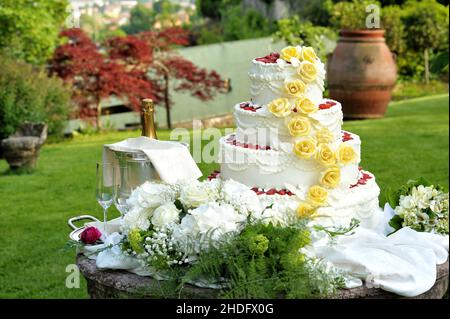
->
[391, 81, 448, 101]
[0, 94, 448, 298]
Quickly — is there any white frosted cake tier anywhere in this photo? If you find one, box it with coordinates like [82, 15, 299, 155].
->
[219, 131, 361, 191]
[256, 170, 381, 228]
[249, 58, 326, 106]
[234, 100, 343, 148]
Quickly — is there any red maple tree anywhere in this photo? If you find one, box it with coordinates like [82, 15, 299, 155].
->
[49, 27, 225, 129]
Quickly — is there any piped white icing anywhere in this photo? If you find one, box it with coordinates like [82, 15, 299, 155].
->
[248, 58, 326, 106]
[234, 99, 343, 148]
[219, 132, 361, 193]
[255, 170, 380, 228]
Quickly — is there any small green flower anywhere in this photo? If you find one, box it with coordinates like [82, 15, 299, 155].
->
[128, 229, 144, 254]
[248, 234, 269, 255]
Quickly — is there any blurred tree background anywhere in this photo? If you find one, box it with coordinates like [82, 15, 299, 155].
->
[0, 0, 448, 141]
[0, 0, 69, 65]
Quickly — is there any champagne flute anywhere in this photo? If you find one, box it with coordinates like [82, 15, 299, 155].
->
[96, 162, 113, 235]
[113, 165, 132, 218]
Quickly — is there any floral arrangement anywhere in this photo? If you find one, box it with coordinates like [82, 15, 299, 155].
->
[265, 45, 358, 217]
[387, 178, 449, 235]
[114, 178, 345, 298]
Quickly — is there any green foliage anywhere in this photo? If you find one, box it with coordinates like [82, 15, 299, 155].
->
[381, 5, 406, 54]
[274, 17, 338, 61]
[192, 22, 225, 45]
[391, 80, 448, 100]
[430, 51, 449, 74]
[97, 28, 127, 42]
[122, 4, 156, 34]
[128, 229, 145, 254]
[401, 0, 449, 81]
[331, 0, 381, 30]
[191, 3, 274, 45]
[181, 221, 343, 299]
[402, 0, 449, 53]
[152, 0, 182, 28]
[286, 0, 335, 26]
[220, 5, 274, 42]
[196, 0, 242, 20]
[0, 56, 70, 140]
[0, 0, 69, 65]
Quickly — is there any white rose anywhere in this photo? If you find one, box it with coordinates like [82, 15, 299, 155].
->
[259, 201, 297, 227]
[260, 208, 286, 226]
[399, 195, 416, 210]
[172, 202, 246, 253]
[171, 214, 199, 254]
[430, 192, 449, 213]
[151, 202, 181, 229]
[179, 179, 213, 209]
[222, 179, 262, 216]
[128, 182, 175, 209]
[394, 205, 408, 217]
[191, 202, 246, 239]
[121, 206, 153, 234]
[126, 189, 140, 208]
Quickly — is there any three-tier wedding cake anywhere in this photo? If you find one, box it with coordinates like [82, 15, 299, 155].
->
[218, 46, 380, 227]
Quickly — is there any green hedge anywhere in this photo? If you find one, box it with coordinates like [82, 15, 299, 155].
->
[0, 56, 71, 140]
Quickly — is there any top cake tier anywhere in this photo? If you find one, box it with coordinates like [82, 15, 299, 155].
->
[249, 47, 326, 107]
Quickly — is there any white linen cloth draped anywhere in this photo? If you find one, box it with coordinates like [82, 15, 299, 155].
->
[103, 136, 202, 184]
[81, 204, 448, 297]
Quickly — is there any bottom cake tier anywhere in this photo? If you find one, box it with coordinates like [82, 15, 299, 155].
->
[209, 169, 381, 229]
[218, 131, 361, 193]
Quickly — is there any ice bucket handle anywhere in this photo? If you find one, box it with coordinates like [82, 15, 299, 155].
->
[68, 215, 100, 230]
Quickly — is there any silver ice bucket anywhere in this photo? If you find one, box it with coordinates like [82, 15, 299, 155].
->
[112, 142, 189, 190]
[114, 149, 159, 190]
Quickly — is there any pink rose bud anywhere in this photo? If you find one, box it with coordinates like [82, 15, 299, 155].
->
[80, 226, 102, 244]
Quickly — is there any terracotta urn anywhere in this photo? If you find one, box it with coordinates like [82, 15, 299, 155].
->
[327, 29, 397, 119]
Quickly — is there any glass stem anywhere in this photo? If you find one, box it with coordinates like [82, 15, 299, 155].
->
[103, 207, 108, 235]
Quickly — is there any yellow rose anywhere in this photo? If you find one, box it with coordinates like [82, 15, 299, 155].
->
[321, 165, 341, 189]
[267, 98, 291, 118]
[294, 96, 318, 114]
[287, 115, 311, 137]
[300, 46, 318, 63]
[316, 144, 337, 166]
[337, 144, 358, 165]
[298, 61, 318, 83]
[285, 79, 306, 97]
[293, 138, 316, 159]
[307, 185, 328, 207]
[296, 202, 316, 219]
[280, 46, 301, 62]
[315, 128, 334, 144]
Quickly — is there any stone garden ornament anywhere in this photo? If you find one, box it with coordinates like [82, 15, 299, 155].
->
[1, 122, 48, 171]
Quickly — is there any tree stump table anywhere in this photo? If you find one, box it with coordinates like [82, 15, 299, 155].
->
[76, 254, 448, 299]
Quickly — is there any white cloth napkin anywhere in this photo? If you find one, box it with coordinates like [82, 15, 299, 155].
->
[103, 136, 202, 184]
[306, 205, 449, 297]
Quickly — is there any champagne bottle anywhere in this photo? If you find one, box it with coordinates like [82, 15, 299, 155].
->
[141, 99, 157, 139]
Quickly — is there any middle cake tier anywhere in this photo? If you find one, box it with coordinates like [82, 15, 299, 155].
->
[219, 130, 361, 191]
[234, 99, 343, 148]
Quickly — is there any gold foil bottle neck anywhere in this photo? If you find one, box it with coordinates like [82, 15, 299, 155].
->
[141, 99, 157, 139]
